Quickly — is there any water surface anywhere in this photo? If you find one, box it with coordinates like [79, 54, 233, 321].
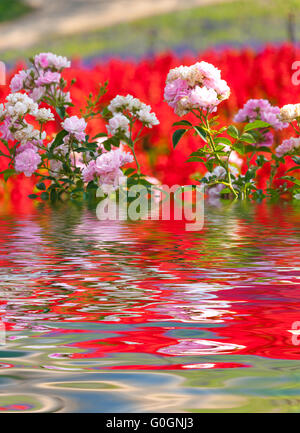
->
[0, 201, 299, 412]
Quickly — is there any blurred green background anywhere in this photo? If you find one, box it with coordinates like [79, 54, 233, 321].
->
[0, 0, 31, 23]
[1, 0, 300, 62]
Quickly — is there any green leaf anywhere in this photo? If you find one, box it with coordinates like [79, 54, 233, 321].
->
[36, 182, 46, 191]
[86, 143, 98, 150]
[50, 130, 68, 151]
[244, 145, 256, 153]
[138, 178, 152, 187]
[193, 126, 207, 142]
[103, 136, 120, 151]
[205, 159, 214, 172]
[220, 187, 231, 194]
[28, 194, 38, 199]
[124, 168, 135, 176]
[244, 120, 270, 131]
[102, 107, 111, 118]
[172, 129, 186, 149]
[214, 137, 232, 147]
[56, 106, 66, 119]
[240, 133, 256, 144]
[75, 147, 89, 152]
[245, 169, 255, 182]
[92, 132, 108, 140]
[258, 146, 272, 153]
[1, 169, 16, 182]
[292, 156, 300, 165]
[40, 175, 57, 181]
[104, 142, 112, 151]
[281, 176, 300, 186]
[286, 166, 300, 173]
[187, 157, 204, 162]
[41, 192, 49, 200]
[227, 125, 239, 139]
[233, 141, 245, 154]
[190, 147, 211, 156]
[172, 120, 192, 127]
[87, 181, 98, 190]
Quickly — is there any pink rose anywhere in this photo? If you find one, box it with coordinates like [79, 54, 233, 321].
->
[234, 99, 288, 130]
[35, 53, 50, 69]
[34, 52, 70, 71]
[61, 116, 87, 142]
[276, 138, 299, 158]
[0, 118, 14, 141]
[82, 160, 97, 183]
[15, 148, 41, 177]
[164, 78, 189, 108]
[30, 87, 45, 102]
[36, 71, 61, 86]
[189, 86, 219, 109]
[99, 168, 126, 194]
[95, 148, 133, 175]
[10, 70, 28, 92]
[16, 140, 39, 154]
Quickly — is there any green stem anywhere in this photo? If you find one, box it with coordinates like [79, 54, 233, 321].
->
[130, 145, 140, 176]
[203, 112, 238, 199]
[129, 123, 144, 180]
[290, 121, 300, 135]
[0, 150, 11, 158]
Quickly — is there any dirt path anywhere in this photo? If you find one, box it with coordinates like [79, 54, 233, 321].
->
[0, 0, 230, 51]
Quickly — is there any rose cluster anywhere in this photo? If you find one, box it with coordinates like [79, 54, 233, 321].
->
[83, 94, 160, 192]
[276, 137, 300, 158]
[234, 99, 287, 130]
[107, 94, 159, 137]
[280, 104, 300, 122]
[10, 52, 71, 106]
[164, 61, 230, 116]
[234, 99, 288, 147]
[274, 103, 300, 159]
[82, 147, 134, 193]
[46, 115, 88, 177]
[0, 93, 54, 177]
[0, 53, 160, 199]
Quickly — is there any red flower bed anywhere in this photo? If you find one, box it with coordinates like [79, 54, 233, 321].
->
[1, 44, 299, 202]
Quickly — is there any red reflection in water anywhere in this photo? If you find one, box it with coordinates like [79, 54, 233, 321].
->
[106, 362, 248, 370]
[0, 405, 33, 412]
[0, 200, 299, 369]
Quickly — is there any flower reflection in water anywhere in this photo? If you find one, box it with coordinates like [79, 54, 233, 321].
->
[0, 201, 299, 411]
